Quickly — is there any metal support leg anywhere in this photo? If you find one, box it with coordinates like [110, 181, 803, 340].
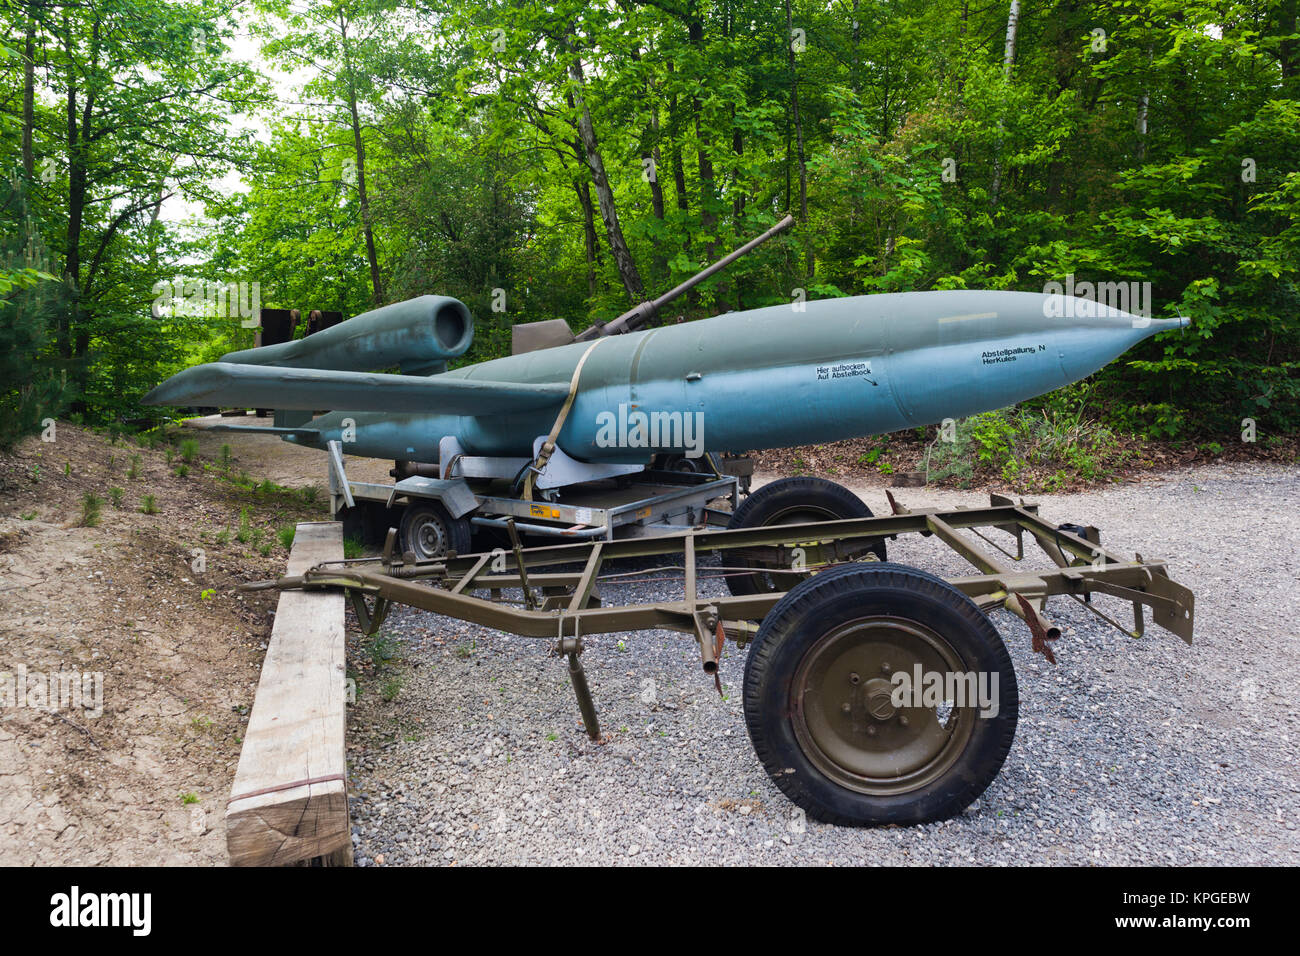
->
[566, 650, 601, 740]
[506, 518, 537, 610]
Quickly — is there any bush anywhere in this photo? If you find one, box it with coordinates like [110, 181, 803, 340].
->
[80, 493, 102, 527]
[277, 525, 296, 551]
[926, 404, 1122, 490]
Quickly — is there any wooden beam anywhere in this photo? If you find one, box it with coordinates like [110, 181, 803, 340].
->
[226, 522, 351, 866]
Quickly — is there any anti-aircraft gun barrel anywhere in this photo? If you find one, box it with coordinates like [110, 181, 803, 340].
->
[574, 213, 795, 341]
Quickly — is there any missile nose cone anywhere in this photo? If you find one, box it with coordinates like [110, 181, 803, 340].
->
[1133, 314, 1190, 339]
[1044, 308, 1188, 387]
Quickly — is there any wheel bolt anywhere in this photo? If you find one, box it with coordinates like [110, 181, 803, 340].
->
[866, 726, 877, 736]
[898, 715, 909, 727]
[848, 672, 860, 684]
[841, 702, 851, 714]
[881, 662, 891, 673]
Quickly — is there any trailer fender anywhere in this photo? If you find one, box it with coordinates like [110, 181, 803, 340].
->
[388, 475, 479, 519]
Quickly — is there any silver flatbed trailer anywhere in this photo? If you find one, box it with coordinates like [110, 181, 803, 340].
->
[323, 438, 746, 556]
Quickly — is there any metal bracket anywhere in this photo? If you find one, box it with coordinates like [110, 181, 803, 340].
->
[326, 440, 355, 510]
[530, 436, 645, 490]
[692, 606, 725, 695]
[1011, 592, 1060, 664]
[439, 435, 530, 481]
[348, 589, 390, 636]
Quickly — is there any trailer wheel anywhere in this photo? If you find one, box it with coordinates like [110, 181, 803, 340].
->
[725, 476, 886, 597]
[743, 563, 1018, 825]
[655, 453, 705, 474]
[398, 501, 472, 561]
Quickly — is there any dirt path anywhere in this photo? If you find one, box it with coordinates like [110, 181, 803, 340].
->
[0, 425, 324, 865]
[183, 414, 393, 487]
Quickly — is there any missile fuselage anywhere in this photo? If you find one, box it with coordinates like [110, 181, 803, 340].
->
[288, 290, 1182, 464]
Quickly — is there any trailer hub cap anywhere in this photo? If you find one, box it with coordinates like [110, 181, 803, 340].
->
[865, 679, 897, 720]
[792, 616, 975, 795]
[414, 515, 448, 557]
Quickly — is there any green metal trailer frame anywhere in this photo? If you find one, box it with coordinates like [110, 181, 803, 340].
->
[249, 491, 1194, 742]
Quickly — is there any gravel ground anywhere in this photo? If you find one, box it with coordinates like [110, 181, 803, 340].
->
[345, 463, 1299, 865]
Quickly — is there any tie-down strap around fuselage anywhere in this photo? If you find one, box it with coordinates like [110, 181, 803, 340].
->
[521, 336, 611, 501]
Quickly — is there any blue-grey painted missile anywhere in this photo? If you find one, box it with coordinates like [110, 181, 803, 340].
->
[144, 289, 1186, 464]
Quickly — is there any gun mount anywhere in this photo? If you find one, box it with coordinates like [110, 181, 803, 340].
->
[573, 213, 795, 341]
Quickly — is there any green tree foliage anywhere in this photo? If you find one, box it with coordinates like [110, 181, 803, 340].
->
[0, 0, 263, 435]
[2, 0, 1297, 441]
[1, 171, 66, 449]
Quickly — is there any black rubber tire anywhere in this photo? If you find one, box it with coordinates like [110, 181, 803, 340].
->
[398, 501, 472, 561]
[743, 562, 1019, 826]
[725, 476, 886, 597]
[655, 453, 705, 473]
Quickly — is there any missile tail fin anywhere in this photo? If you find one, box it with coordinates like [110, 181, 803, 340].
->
[199, 423, 322, 439]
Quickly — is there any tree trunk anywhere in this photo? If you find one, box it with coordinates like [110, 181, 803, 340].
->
[668, 90, 689, 218]
[62, 16, 81, 362]
[851, 0, 861, 95]
[785, 0, 811, 277]
[667, 82, 696, 308]
[627, 45, 668, 285]
[1002, 0, 1020, 76]
[731, 122, 744, 223]
[1279, 0, 1297, 96]
[784, 104, 792, 217]
[688, 17, 716, 262]
[646, 101, 668, 283]
[1135, 46, 1153, 161]
[573, 175, 600, 297]
[566, 44, 645, 299]
[989, 0, 1020, 209]
[339, 11, 384, 306]
[22, 9, 36, 178]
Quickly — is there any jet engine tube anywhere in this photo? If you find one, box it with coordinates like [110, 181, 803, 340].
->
[222, 295, 474, 375]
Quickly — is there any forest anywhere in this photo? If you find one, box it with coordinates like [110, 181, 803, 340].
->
[2, 0, 1298, 452]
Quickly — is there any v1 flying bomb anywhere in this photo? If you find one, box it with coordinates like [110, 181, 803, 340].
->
[144, 216, 1185, 477]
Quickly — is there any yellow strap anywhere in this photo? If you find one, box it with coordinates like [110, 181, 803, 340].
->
[523, 337, 608, 501]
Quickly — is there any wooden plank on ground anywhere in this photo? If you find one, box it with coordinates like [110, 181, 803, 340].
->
[226, 521, 351, 866]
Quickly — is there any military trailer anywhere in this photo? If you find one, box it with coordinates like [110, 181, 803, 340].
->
[250, 480, 1194, 827]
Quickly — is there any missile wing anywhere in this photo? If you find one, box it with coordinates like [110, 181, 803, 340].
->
[141, 362, 569, 415]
